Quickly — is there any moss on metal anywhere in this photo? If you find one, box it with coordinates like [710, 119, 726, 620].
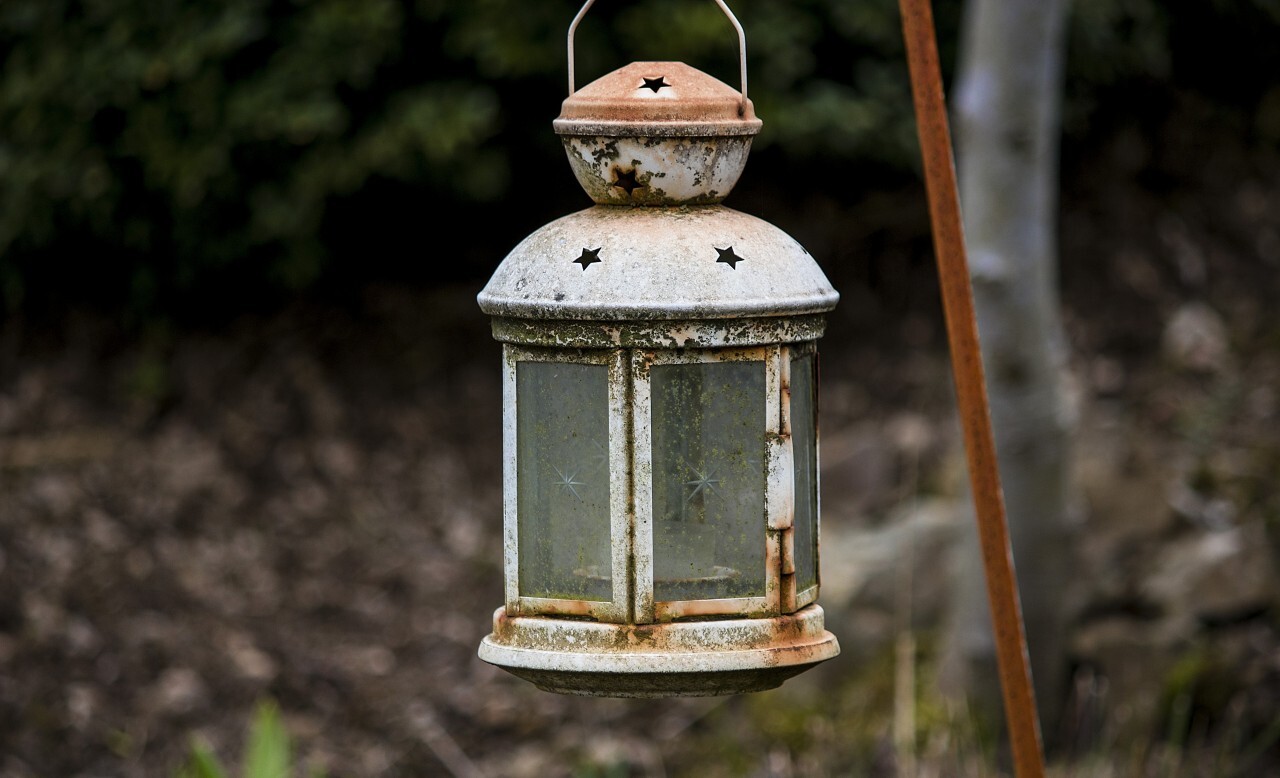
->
[490, 314, 828, 349]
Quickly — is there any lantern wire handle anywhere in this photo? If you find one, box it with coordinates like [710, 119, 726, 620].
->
[897, 0, 1047, 776]
[567, 0, 750, 110]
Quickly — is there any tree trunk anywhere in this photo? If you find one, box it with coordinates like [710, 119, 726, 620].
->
[940, 0, 1077, 744]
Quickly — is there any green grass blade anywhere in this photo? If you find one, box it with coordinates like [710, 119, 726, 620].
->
[178, 740, 230, 778]
[245, 699, 291, 778]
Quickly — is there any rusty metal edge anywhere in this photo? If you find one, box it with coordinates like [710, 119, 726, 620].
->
[479, 604, 839, 672]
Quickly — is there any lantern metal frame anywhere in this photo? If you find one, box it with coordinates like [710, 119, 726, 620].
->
[496, 339, 824, 625]
[479, 229, 842, 696]
[636, 344, 783, 622]
[500, 345, 632, 623]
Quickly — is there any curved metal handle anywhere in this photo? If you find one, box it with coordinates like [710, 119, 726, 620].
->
[567, 0, 749, 104]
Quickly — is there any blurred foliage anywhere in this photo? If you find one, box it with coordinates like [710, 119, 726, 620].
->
[177, 698, 324, 778]
[0, 0, 1276, 319]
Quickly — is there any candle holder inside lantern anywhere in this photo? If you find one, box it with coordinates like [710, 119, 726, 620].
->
[477, 0, 840, 697]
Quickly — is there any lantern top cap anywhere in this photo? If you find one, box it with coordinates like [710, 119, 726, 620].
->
[554, 61, 760, 138]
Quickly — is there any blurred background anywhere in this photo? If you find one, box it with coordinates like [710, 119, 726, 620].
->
[2, 0, 1279, 775]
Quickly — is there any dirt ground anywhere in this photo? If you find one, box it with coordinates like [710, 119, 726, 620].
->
[2, 103, 1280, 776]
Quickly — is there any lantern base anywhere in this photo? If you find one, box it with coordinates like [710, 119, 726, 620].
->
[486, 666, 823, 698]
[478, 604, 839, 698]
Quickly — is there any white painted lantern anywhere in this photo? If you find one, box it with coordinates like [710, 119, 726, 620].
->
[477, 1, 840, 697]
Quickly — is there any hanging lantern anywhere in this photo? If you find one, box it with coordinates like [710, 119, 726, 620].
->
[477, 0, 840, 697]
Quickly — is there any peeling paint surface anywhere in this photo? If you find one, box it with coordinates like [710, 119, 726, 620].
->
[478, 605, 839, 697]
[563, 135, 752, 205]
[484, 342, 841, 695]
[477, 205, 839, 322]
[489, 314, 828, 349]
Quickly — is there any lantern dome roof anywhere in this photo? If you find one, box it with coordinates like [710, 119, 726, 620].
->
[553, 61, 760, 138]
[477, 205, 838, 325]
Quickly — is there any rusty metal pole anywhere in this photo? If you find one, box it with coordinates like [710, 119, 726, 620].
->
[897, 0, 1047, 775]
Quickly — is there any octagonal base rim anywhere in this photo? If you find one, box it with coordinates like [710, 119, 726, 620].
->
[495, 664, 825, 698]
[477, 605, 840, 698]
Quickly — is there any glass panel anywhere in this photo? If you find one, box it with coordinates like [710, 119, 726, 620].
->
[791, 352, 819, 595]
[651, 360, 766, 601]
[516, 361, 611, 601]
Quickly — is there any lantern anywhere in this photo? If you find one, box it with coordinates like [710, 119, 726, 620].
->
[477, 0, 840, 697]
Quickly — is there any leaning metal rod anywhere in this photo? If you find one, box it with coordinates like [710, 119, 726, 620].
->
[897, 0, 1047, 776]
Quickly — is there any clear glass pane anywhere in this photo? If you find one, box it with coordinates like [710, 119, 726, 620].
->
[516, 361, 612, 601]
[791, 352, 819, 595]
[651, 360, 766, 601]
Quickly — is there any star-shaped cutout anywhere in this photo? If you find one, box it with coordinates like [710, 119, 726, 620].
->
[612, 168, 641, 196]
[574, 247, 601, 270]
[641, 76, 670, 93]
[715, 246, 743, 269]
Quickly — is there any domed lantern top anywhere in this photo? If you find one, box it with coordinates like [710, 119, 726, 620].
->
[555, 60, 759, 134]
[554, 61, 761, 206]
[477, 0, 838, 342]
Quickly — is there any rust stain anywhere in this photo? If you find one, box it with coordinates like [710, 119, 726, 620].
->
[556, 62, 759, 133]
